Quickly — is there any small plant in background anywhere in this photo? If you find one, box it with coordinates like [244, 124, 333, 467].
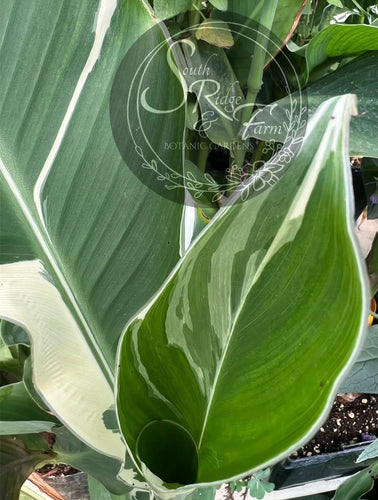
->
[228, 469, 275, 500]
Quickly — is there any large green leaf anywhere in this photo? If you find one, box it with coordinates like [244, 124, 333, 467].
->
[116, 95, 367, 488]
[305, 24, 378, 76]
[0, 0, 184, 466]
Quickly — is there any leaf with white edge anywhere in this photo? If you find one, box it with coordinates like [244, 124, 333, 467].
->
[116, 95, 368, 489]
[88, 475, 151, 500]
[0, 382, 59, 435]
[357, 439, 378, 463]
[0, 260, 125, 458]
[52, 426, 133, 496]
[0, 0, 184, 469]
[339, 325, 378, 393]
[332, 461, 378, 499]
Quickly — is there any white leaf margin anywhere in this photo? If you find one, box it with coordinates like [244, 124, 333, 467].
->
[114, 95, 371, 495]
[0, 260, 126, 461]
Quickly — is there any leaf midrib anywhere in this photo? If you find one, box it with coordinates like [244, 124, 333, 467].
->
[196, 98, 348, 451]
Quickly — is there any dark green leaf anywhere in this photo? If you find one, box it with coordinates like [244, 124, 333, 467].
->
[180, 38, 245, 147]
[209, 1, 228, 12]
[361, 158, 378, 218]
[1, 321, 29, 346]
[0, 435, 54, 500]
[0, 336, 29, 383]
[0, 382, 59, 434]
[367, 234, 378, 296]
[339, 325, 378, 393]
[332, 461, 378, 499]
[221, 0, 305, 87]
[248, 52, 378, 157]
[306, 24, 378, 76]
[154, 0, 192, 20]
[357, 439, 378, 463]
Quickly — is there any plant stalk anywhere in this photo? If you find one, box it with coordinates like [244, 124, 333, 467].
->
[233, 0, 279, 172]
[190, 0, 203, 27]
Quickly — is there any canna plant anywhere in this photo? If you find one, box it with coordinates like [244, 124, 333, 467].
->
[0, 1, 377, 499]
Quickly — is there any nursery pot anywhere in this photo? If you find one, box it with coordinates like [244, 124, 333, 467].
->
[43, 471, 89, 500]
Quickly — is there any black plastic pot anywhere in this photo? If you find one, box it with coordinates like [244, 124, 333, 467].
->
[44, 471, 89, 500]
[270, 442, 375, 489]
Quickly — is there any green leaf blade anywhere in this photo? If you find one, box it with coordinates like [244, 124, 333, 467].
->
[154, 0, 192, 20]
[209, 1, 228, 12]
[306, 24, 378, 76]
[357, 439, 378, 463]
[0, 0, 185, 466]
[117, 95, 368, 487]
[339, 325, 378, 393]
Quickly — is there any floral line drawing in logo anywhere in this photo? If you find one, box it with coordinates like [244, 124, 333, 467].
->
[110, 16, 308, 205]
[132, 98, 306, 204]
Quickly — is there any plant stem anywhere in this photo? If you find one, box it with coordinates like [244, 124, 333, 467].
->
[252, 140, 266, 165]
[351, 0, 369, 17]
[233, 1, 278, 172]
[197, 142, 209, 172]
[190, 0, 203, 27]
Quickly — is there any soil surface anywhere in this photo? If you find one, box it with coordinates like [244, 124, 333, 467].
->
[37, 463, 79, 477]
[292, 393, 378, 458]
[35, 393, 378, 479]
